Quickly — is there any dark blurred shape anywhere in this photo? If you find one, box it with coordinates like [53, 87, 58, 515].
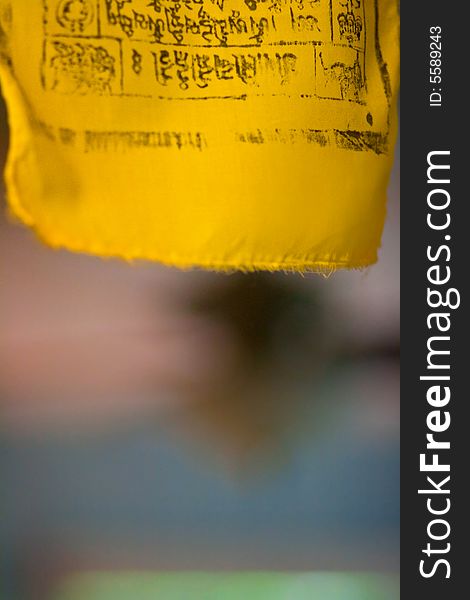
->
[164, 273, 328, 467]
[191, 273, 323, 368]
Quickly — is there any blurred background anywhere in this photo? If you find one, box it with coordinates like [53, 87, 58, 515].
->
[0, 94, 399, 600]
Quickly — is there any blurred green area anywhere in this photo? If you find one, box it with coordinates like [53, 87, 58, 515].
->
[52, 572, 399, 600]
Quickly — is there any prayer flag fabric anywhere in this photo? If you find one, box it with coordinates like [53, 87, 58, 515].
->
[0, 0, 399, 271]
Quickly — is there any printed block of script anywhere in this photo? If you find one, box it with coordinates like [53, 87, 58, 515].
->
[40, 0, 392, 153]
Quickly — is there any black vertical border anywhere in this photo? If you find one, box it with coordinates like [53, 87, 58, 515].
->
[401, 2, 466, 599]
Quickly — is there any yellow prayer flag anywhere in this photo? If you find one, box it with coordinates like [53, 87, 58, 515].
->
[0, 0, 399, 271]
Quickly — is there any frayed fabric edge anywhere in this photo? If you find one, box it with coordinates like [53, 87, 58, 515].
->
[24, 219, 377, 275]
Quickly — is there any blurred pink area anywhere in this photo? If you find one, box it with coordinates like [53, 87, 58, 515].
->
[0, 222, 240, 429]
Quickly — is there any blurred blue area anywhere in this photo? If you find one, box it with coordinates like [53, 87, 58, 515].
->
[1, 365, 399, 594]
[2, 420, 398, 544]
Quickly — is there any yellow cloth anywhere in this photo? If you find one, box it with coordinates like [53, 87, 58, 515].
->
[0, 0, 398, 271]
